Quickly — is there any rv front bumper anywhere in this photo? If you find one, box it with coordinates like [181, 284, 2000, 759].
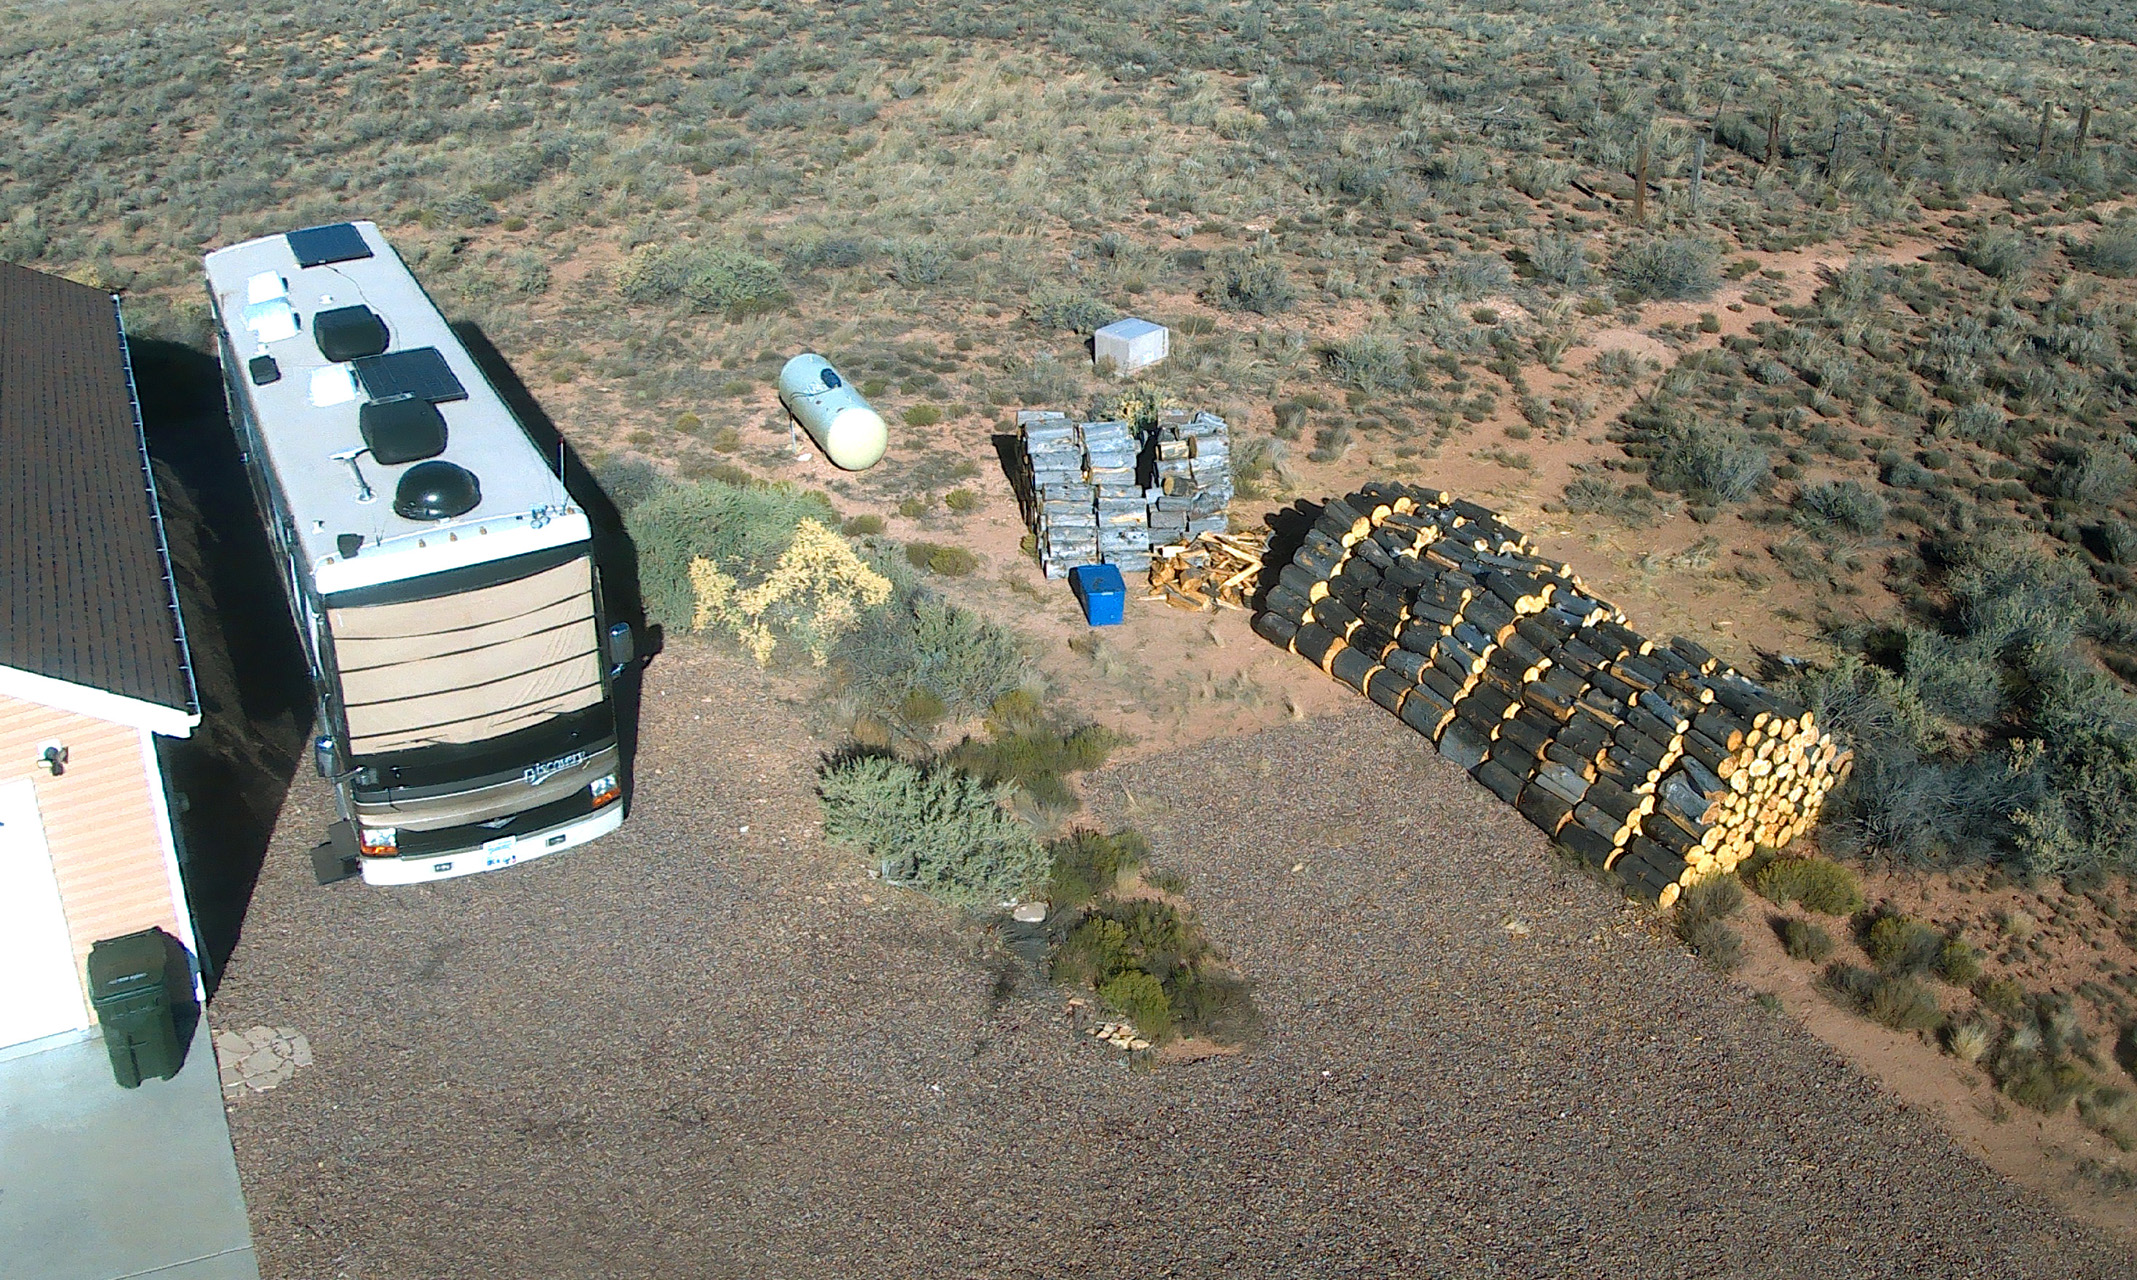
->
[358, 802, 623, 886]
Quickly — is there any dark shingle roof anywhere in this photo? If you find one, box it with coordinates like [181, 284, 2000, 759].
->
[0, 262, 196, 717]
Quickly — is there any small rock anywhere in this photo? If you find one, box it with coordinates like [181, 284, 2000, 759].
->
[1011, 901, 1048, 924]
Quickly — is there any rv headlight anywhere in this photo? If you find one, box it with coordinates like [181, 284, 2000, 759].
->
[589, 773, 620, 807]
[357, 825, 398, 856]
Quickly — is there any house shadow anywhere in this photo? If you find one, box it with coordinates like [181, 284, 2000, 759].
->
[130, 337, 313, 996]
[452, 323, 656, 774]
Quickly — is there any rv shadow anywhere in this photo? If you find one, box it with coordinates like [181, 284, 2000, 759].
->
[131, 336, 313, 995]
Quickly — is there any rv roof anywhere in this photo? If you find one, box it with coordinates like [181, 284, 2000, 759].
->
[203, 222, 585, 596]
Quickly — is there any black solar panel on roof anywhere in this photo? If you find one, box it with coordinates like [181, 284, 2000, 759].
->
[351, 347, 467, 404]
[314, 305, 389, 362]
[286, 223, 374, 268]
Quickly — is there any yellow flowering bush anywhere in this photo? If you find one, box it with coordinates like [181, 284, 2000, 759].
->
[689, 518, 892, 666]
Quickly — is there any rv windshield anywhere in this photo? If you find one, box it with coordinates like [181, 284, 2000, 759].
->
[325, 547, 604, 758]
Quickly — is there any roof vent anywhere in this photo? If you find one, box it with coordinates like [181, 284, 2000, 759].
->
[309, 365, 359, 407]
[248, 354, 281, 386]
[393, 461, 481, 521]
[241, 298, 299, 343]
[360, 394, 448, 465]
[314, 305, 389, 361]
[245, 271, 288, 305]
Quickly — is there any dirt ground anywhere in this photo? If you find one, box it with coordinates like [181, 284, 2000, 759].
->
[209, 644, 2134, 1278]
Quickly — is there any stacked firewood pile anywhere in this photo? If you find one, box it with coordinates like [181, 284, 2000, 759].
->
[1015, 408, 1234, 581]
[1147, 529, 1266, 611]
[1251, 483, 1851, 908]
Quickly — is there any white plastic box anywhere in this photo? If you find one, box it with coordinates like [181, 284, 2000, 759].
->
[1094, 317, 1169, 375]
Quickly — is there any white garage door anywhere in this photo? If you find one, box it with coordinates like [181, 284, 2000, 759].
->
[0, 779, 87, 1047]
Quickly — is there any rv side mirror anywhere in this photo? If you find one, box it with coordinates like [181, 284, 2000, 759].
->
[605, 621, 637, 673]
[313, 734, 342, 780]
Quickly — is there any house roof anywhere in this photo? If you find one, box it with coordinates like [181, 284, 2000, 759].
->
[0, 262, 198, 735]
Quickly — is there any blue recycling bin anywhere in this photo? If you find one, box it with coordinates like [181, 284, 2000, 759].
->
[1070, 563, 1127, 626]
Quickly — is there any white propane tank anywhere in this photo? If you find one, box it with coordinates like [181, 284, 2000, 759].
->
[777, 353, 888, 471]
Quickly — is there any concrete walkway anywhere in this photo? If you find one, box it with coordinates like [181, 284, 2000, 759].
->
[0, 1022, 257, 1280]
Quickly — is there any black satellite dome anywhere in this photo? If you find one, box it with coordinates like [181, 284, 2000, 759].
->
[393, 460, 481, 521]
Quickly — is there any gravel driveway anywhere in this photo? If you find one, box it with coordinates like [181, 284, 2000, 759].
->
[210, 645, 2130, 1278]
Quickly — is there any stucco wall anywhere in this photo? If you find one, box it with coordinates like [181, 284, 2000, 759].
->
[0, 691, 188, 1018]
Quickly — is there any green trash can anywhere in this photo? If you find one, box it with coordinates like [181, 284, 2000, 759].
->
[88, 929, 183, 1088]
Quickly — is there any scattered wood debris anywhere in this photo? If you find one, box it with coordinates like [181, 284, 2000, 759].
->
[1147, 528, 1267, 611]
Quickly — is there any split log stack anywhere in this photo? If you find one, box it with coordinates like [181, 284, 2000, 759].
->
[1148, 409, 1233, 543]
[1250, 483, 1852, 909]
[1016, 408, 1234, 581]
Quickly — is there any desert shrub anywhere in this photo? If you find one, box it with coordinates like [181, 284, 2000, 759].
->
[1868, 975, 1942, 1031]
[2045, 445, 2134, 505]
[1828, 963, 1941, 1030]
[1974, 975, 2031, 1020]
[1047, 828, 1148, 909]
[838, 591, 1026, 725]
[1613, 236, 1719, 301]
[687, 518, 893, 665]
[946, 722, 1126, 812]
[1006, 353, 1084, 405]
[2084, 522, 2137, 565]
[1053, 897, 1248, 1044]
[2078, 1085, 2137, 1150]
[627, 477, 839, 633]
[1940, 934, 1983, 985]
[2080, 221, 2137, 278]
[1994, 1044, 2089, 1113]
[944, 488, 980, 514]
[903, 403, 944, 427]
[1560, 476, 1678, 527]
[1960, 228, 2039, 281]
[1646, 420, 1770, 502]
[1327, 333, 1414, 393]
[592, 454, 673, 514]
[2006, 720, 2137, 879]
[1673, 877, 1745, 970]
[1793, 480, 1886, 535]
[783, 236, 874, 271]
[1207, 248, 1296, 313]
[1777, 916, 1836, 961]
[1946, 1017, 1995, 1063]
[818, 754, 1047, 906]
[1947, 540, 2097, 661]
[1438, 253, 1513, 298]
[1309, 424, 1354, 464]
[904, 541, 978, 576]
[1679, 875, 1744, 923]
[1753, 855, 1865, 916]
[841, 514, 886, 537]
[1097, 970, 1173, 1040]
[1862, 907, 1945, 976]
[887, 240, 949, 286]
[1528, 232, 1589, 286]
[617, 242, 788, 316]
[1901, 631, 2004, 726]
[1678, 915, 1745, 972]
[1028, 285, 1116, 334]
